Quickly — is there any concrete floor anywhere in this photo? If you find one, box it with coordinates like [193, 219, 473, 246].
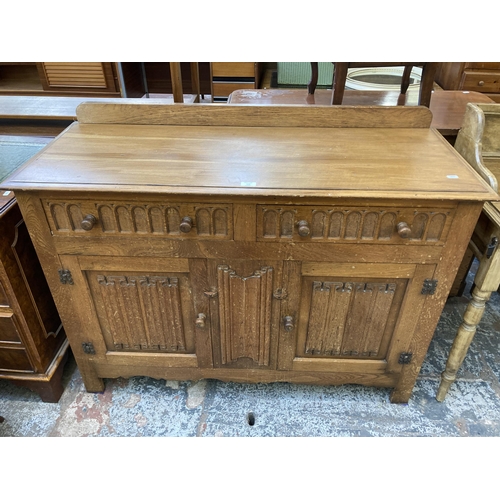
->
[1, 263, 499, 437]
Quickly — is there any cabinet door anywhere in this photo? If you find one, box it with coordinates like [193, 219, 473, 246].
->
[277, 261, 436, 378]
[61, 255, 206, 368]
[191, 259, 283, 370]
[37, 62, 118, 93]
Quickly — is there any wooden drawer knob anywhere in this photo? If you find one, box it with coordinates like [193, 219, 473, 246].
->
[283, 315, 294, 332]
[195, 313, 206, 328]
[81, 214, 97, 231]
[180, 216, 193, 233]
[478, 80, 485, 86]
[397, 221, 412, 238]
[297, 220, 310, 237]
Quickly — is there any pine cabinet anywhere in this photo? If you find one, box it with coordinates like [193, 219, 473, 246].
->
[3, 103, 497, 403]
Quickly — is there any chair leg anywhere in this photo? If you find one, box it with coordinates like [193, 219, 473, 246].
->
[190, 62, 200, 103]
[401, 65, 412, 95]
[331, 63, 348, 105]
[417, 62, 439, 108]
[308, 62, 319, 95]
[169, 62, 184, 103]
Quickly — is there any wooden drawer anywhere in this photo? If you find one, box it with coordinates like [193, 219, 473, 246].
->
[0, 346, 33, 372]
[257, 204, 455, 244]
[0, 312, 22, 343]
[464, 62, 500, 71]
[211, 63, 256, 78]
[43, 199, 234, 240]
[461, 71, 500, 93]
[212, 82, 256, 98]
[0, 281, 9, 307]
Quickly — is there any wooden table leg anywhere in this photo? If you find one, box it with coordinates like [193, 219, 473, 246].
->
[437, 208, 500, 401]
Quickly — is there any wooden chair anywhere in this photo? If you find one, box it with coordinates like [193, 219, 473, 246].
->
[437, 103, 500, 401]
[140, 62, 201, 103]
[169, 62, 201, 103]
[308, 63, 439, 107]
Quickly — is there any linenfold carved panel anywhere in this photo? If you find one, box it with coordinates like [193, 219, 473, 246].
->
[89, 273, 193, 352]
[217, 265, 274, 366]
[44, 201, 232, 238]
[302, 280, 400, 358]
[257, 205, 453, 243]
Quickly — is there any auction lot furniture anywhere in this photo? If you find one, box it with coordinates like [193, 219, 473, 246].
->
[0, 63, 121, 97]
[3, 103, 497, 403]
[210, 63, 262, 102]
[308, 62, 439, 107]
[437, 103, 500, 401]
[0, 190, 67, 402]
[436, 63, 500, 103]
[227, 89, 494, 142]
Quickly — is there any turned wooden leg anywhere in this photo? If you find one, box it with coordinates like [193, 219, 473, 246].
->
[331, 63, 349, 105]
[307, 62, 319, 95]
[436, 287, 491, 401]
[400, 65, 412, 95]
[437, 212, 500, 401]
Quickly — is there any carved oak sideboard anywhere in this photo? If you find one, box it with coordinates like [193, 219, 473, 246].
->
[2, 103, 497, 403]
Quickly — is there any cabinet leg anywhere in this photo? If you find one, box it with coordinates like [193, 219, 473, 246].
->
[79, 369, 105, 393]
[436, 287, 491, 401]
[389, 389, 411, 404]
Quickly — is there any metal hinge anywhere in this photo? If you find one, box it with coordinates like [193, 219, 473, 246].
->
[398, 352, 413, 364]
[82, 342, 95, 355]
[58, 269, 74, 285]
[421, 279, 438, 295]
[486, 237, 499, 259]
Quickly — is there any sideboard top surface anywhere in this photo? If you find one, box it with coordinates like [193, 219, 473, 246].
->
[2, 121, 497, 201]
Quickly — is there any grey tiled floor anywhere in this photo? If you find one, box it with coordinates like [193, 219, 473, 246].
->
[1, 264, 499, 437]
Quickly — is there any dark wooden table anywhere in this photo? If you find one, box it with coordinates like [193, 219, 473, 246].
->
[228, 89, 494, 140]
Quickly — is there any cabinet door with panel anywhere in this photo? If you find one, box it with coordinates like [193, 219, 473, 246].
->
[191, 259, 284, 371]
[278, 261, 436, 384]
[59, 255, 211, 374]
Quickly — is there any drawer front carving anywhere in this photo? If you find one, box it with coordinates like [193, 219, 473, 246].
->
[86, 271, 196, 353]
[44, 200, 233, 239]
[257, 205, 454, 244]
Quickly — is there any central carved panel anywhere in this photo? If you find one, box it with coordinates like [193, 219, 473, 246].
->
[217, 265, 274, 366]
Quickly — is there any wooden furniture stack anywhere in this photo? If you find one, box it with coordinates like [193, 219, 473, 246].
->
[0, 190, 68, 402]
[437, 103, 500, 400]
[210, 63, 262, 102]
[227, 88, 494, 143]
[436, 63, 500, 103]
[2, 103, 497, 404]
[0, 63, 121, 97]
